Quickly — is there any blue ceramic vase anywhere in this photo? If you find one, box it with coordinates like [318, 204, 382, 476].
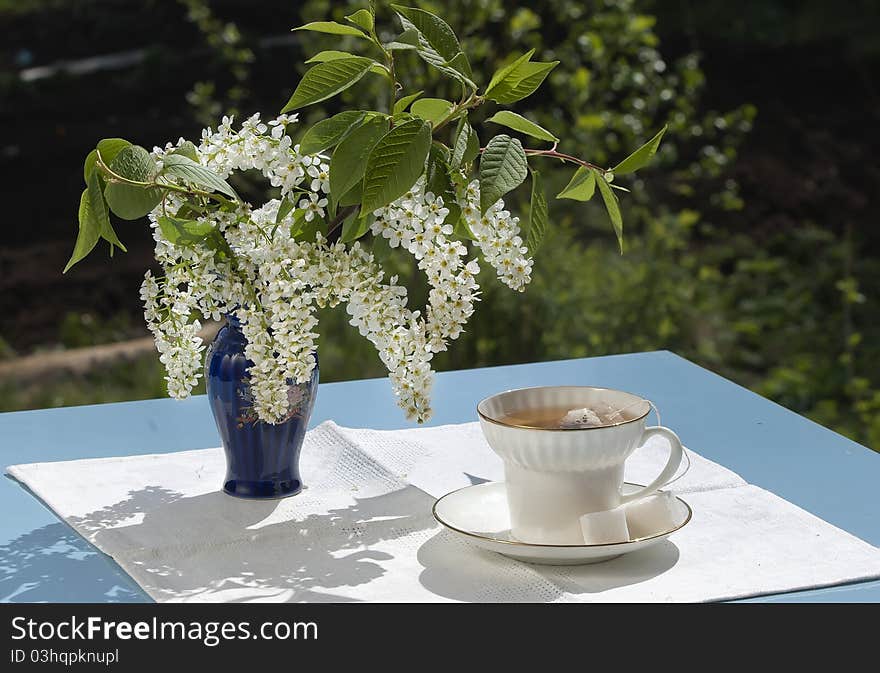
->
[205, 314, 318, 499]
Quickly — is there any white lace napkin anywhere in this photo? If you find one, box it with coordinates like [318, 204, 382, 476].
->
[7, 421, 880, 602]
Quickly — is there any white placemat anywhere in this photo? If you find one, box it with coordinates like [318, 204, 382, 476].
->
[7, 421, 880, 602]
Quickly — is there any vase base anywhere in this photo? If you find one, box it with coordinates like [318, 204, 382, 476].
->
[223, 478, 302, 499]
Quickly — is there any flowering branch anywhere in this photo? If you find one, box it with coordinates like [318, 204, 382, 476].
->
[64, 3, 669, 425]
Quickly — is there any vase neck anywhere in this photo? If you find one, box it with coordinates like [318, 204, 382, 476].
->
[222, 314, 248, 345]
[226, 313, 243, 330]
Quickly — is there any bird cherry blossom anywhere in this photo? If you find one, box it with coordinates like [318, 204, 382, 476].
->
[140, 113, 534, 424]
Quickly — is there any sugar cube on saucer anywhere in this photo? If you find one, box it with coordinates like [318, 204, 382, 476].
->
[624, 492, 679, 539]
[579, 507, 630, 545]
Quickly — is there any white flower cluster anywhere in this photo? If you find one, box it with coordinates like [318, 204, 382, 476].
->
[140, 113, 534, 424]
[370, 179, 481, 352]
[460, 180, 533, 291]
[140, 270, 204, 399]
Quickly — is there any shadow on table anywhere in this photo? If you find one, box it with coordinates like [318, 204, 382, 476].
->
[0, 522, 145, 603]
[416, 533, 679, 601]
[4, 479, 680, 603]
[59, 484, 436, 602]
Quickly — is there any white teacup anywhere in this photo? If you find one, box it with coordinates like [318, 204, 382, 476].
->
[477, 386, 683, 545]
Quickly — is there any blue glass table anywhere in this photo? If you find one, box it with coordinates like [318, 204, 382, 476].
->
[1, 350, 878, 602]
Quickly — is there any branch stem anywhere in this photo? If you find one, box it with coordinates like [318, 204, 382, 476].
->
[377, 36, 399, 116]
[431, 93, 483, 135]
[326, 205, 360, 242]
[478, 145, 607, 172]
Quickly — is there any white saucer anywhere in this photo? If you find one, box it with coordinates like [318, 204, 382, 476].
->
[432, 482, 692, 565]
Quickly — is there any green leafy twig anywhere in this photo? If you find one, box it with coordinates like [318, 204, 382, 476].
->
[96, 150, 235, 207]
[67, 3, 670, 274]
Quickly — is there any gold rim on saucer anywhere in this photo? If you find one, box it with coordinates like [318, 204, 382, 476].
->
[432, 481, 693, 549]
[476, 385, 652, 432]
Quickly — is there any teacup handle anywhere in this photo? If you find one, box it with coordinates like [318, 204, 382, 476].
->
[619, 426, 684, 504]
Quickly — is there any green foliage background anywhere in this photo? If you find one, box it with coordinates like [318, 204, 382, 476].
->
[1, 0, 878, 449]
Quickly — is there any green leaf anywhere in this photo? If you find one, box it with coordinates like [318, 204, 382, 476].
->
[495, 61, 558, 103]
[431, 139, 451, 164]
[341, 209, 373, 243]
[596, 174, 624, 253]
[63, 189, 101, 272]
[305, 50, 356, 63]
[612, 125, 667, 175]
[98, 138, 132, 161]
[83, 150, 98, 184]
[391, 4, 473, 85]
[393, 90, 423, 115]
[442, 200, 462, 232]
[299, 111, 366, 155]
[426, 145, 450, 195]
[344, 9, 374, 32]
[485, 50, 534, 95]
[484, 53, 558, 104]
[391, 5, 462, 62]
[161, 154, 239, 200]
[170, 141, 199, 162]
[292, 21, 366, 37]
[526, 169, 548, 254]
[329, 116, 389, 209]
[204, 229, 234, 263]
[157, 216, 215, 247]
[425, 147, 462, 230]
[338, 182, 363, 207]
[86, 171, 111, 239]
[87, 170, 125, 251]
[486, 111, 558, 143]
[304, 51, 389, 77]
[293, 215, 326, 242]
[385, 28, 419, 50]
[275, 197, 297, 226]
[451, 118, 480, 167]
[444, 52, 475, 86]
[287, 209, 308, 237]
[103, 145, 163, 220]
[107, 144, 155, 181]
[175, 200, 206, 220]
[454, 216, 476, 240]
[556, 166, 596, 201]
[84, 138, 131, 183]
[478, 134, 528, 213]
[361, 119, 432, 214]
[410, 98, 453, 125]
[281, 57, 374, 112]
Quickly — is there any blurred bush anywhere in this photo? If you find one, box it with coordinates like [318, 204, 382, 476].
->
[0, 353, 174, 412]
